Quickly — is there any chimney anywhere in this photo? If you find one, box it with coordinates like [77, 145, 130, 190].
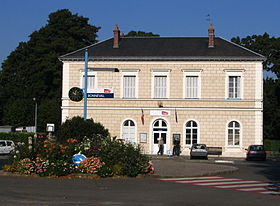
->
[208, 24, 215, 48]
[113, 24, 120, 48]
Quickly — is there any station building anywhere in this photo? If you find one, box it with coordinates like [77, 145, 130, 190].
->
[60, 25, 265, 157]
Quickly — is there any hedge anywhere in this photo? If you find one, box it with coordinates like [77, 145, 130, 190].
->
[264, 139, 280, 152]
[0, 132, 45, 145]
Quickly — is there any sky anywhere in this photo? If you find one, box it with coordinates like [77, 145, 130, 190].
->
[1, 0, 280, 67]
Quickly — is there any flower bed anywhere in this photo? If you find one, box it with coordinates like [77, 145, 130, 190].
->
[4, 137, 154, 178]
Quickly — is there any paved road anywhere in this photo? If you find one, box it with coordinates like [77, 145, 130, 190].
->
[0, 156, 279, 205]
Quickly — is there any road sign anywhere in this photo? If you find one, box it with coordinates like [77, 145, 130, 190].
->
[72, 154, 87, 166]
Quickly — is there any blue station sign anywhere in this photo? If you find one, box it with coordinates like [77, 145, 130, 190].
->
[87, 88, 114, 98]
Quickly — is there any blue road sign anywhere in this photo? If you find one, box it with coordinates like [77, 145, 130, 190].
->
[72, 153, 87, 166]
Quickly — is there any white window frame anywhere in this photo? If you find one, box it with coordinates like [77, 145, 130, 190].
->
[80, 71, 97, 92]
[151, 71, 170, 99]
[184, 119, 200, 146]
[120, 118, 137, 144]
[226, 120, 242, 148]
[183, 71, 201, 99]
[121, 71, 139, 98]
[225, 70, 244, 99]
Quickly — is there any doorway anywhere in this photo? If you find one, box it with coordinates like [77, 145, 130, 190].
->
[152, 119, 168, 154]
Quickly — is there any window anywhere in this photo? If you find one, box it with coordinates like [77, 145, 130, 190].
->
[186, 120, 198, 145]
[123, 76, 136, 98]
[228, 76, 240, 98]
[121, 70, 139, 98]
[185, 76, 198, 98]
[182, 70, 201, 99]
[81, 72, 97, 93]
[228, 121, 240, 146]
[122, 120, 136, 143]
[154, 76, 167, 98]
[225, 70, 244, 99]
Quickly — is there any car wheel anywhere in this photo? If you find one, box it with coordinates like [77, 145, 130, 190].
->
[190, 156, 193, 160]
[205, 156, 208, 160]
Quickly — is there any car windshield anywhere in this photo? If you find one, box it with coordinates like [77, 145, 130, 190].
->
[250, 145, 264, 151]
[193, 144, 206, 149]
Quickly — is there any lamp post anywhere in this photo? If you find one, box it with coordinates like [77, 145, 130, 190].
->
[33, 98, 37, 133]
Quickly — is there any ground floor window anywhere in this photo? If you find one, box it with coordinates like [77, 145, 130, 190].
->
[185, 120, 198, 145]
[122, 120, 136, 143]
[228, 121, 240, 146]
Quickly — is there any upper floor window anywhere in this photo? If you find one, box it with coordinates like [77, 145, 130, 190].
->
[81, 71, 97, 92]
[225, 69, 244, 99]
[186, 76, 198, 98]
[228, 76, 241, 99]
[123, 75, 136, 98]
[183, 70, 202, 99]
[154, 76, 167, 98]
[228, 121, 240, 146]
[121, 70, 139, 98]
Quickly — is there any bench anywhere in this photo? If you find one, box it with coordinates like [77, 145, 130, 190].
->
[207, 147, 223, 155]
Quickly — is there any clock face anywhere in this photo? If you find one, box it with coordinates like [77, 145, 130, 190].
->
[68, 87, 83, 102]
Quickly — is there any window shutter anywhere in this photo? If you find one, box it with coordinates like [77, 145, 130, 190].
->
[154, 76, 167, 98]
[123, 76, 136, 98]
[186, 76, 198, 98]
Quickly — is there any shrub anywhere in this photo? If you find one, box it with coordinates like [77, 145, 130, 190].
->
[79, 157, 104, 174]
[99, 138, 151, 177]
[56, 116, 109, 143]
[96, 164, 114, 178]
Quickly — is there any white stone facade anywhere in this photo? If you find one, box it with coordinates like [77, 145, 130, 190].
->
[61, 60, 263, 157]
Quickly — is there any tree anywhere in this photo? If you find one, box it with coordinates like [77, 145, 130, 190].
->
[0, 9, 100, 129]
[125, 31, 160, 37]
[232, 34, 280, 139]
[231, 33, 280, 77]
[56, 116, 109, 143]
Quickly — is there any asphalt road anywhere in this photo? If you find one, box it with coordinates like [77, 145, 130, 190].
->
[0, 156, 279, 206]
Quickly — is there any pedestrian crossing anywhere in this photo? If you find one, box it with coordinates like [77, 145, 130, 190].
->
[159, 176, 280, 196]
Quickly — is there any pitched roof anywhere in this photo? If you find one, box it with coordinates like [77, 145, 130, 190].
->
[59, 37, 265, 61]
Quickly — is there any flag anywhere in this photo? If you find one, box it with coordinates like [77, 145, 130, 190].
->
[175, 108, 178, 123]
[141, 109, 144, 125]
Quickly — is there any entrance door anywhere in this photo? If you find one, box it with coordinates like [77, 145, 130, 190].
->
[152, 119, 168, 154]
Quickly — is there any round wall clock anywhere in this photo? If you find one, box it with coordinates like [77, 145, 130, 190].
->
[68, 87, 83, 102]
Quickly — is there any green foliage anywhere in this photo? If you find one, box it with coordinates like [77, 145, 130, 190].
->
[264, 139, 280, 151]
[125, 31, 160, 37]
[0, 9, 100, 128]
[56, 116, 109, 143]
[99, 138, 150, 177]
[0, 132, 38, 145]
[231, 33, 280, 77]
[95, 164, 114, 178]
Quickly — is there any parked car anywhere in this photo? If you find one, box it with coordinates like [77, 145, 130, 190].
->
[246, 145, 266, 161]
[0, 140, 15, 154]
[190, 144, 208, 159]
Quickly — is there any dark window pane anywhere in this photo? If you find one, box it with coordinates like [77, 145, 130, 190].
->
[154, 121, 159, 127]
[130, 120, 135, 126]
[192, 121, 197, 127]
[154, 133, 159, 144]
[162, 121, 167, 127]
[124, 120, 129, 126]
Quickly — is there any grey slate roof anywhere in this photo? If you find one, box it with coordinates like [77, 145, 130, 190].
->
[59, 37, 265, 61]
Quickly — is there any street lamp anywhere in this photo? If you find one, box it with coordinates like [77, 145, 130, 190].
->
[33, 98, 37, 133]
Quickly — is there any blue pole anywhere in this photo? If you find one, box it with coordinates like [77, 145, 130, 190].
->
[83, 49, 88, 120]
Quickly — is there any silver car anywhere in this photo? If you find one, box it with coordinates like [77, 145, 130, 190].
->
[0, 140, 15, 154]
[190, 144, 208, 159]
